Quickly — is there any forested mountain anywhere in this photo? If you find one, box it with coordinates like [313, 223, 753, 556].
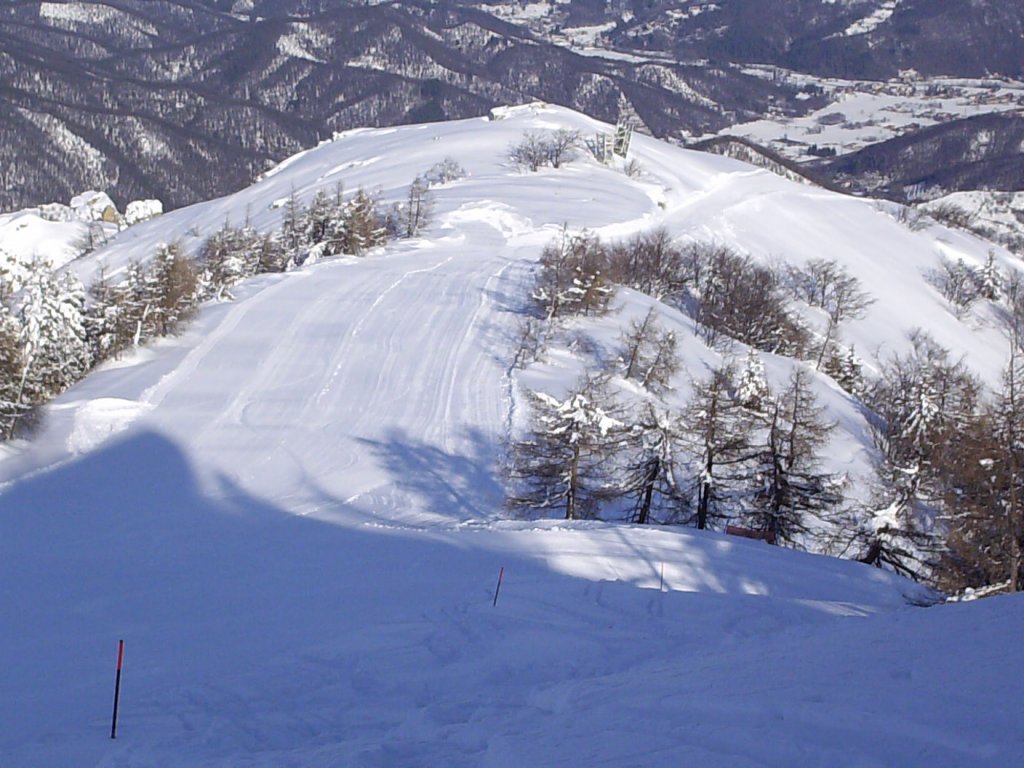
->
[0, 0, 810, 211]
[812, 112, 1024, 201]
[600, 0, 1024, 79]
[3, 0, 1021, 213]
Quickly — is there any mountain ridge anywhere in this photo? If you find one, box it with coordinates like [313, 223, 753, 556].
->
[1, 103, 1022, 767]
[7, 0, 1021, 213]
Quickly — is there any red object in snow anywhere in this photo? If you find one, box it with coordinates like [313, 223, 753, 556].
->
[726, 524, 777, 545]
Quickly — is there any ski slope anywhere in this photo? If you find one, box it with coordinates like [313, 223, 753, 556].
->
[1, 104, 1022, 766]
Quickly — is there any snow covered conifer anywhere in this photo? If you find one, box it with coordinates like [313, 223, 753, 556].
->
[869, 332, 979, 489]
[615, 403, 688, 524]
[856, 336, 980, 580]
[200, 225, 260, 298]
[256, 232, 288, 274]
[304, 189, 334, 247]
[823, 343, 864, 396]
[16, 258, 91, 405]
[737, 348, 770, 411]
[320, 183, 350, 256]
[84, 265, 127, 362]
[533, 230, 613, 320]
[980, 251, 1002, 301]
[507, 379, 622, 520]
[121, 259, 156, 347]
[0, 300, 26, 438]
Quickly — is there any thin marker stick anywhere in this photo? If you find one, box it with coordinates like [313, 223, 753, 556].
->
[110, 640, 124, 739]
[493, 567, 505, 607]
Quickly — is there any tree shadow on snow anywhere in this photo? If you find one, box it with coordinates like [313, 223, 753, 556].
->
[355, 427, 505, 522]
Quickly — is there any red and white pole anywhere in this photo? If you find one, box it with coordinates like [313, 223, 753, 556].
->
[110, 640, 124, 739]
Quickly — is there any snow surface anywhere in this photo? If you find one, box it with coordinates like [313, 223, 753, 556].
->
[123, 199, 163, 227]
[0, 210, 88, 287]
[2, 104, 1022, 766]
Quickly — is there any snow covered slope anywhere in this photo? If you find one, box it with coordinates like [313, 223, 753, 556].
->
[1, 104, 1022, 766]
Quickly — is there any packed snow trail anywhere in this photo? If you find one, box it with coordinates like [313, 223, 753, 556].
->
[139, 242, 518, 525]
[1, 104, 1022, 766]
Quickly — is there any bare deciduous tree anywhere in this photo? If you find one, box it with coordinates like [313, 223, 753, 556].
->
[532, 229, 614, 320]
[607, 228, 690, 301]
[509, 129, 582, 171]
[690, 245, 808, 355]
[401, 175, 433, 238]
[747, 366, 842, 546]
[787, 258, 874, 367]
[547, 129, 583, 168]
[683, 364, 757, 530]
[928, 257, 982, 317]
[617, 308, 678, 394]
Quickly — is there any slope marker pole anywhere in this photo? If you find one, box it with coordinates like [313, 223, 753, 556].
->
[110, 639, 124, 739]
[659, 562, 665, 593]
[493, 567, 505, 607]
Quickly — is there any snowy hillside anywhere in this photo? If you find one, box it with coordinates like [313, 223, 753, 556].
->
[1, 104, 1022, 766]
[0, 191, 160, 289]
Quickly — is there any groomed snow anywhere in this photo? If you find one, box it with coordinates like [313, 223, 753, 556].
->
[1, 104, 1022, 766]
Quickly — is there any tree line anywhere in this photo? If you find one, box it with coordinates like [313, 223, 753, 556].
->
[0, 166, 458, 442]
[506, 227, 1024, 594]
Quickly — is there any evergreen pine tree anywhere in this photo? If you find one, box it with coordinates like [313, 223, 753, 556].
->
[256, 232, 288, 274]
[343, 189, 386, 255]
[84, 265, 125, 363]
[150, 242, 199, 336]
[0, 300, 26, 438]
[15, 258, 91, 405]
[121, 259, 156, 346]
[737, 348, 770, 411]
[304, 189, 334, 247]
[321, 183, 350, 256]
[980, 250, 1002, 301]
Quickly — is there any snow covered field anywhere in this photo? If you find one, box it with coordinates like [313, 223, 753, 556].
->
[1, 104, 1022, 766]
[719, 71, 1024, 162]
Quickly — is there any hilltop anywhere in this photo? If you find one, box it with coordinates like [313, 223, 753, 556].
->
[0, 105, 1021, 766]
